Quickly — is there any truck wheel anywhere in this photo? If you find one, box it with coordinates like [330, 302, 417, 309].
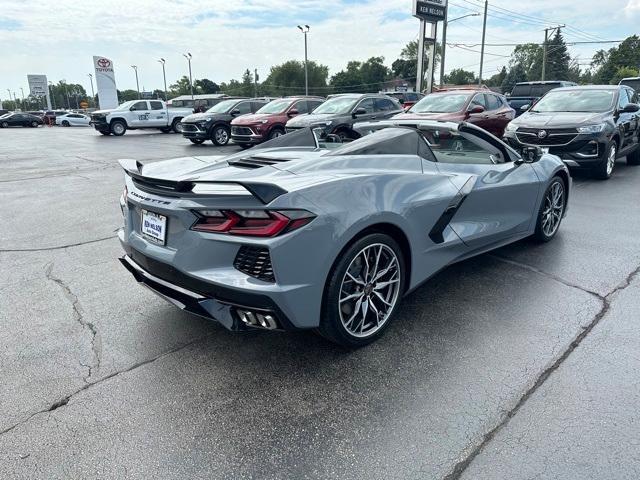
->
[593, 141, 616, 180]
[110, 120, 126, 136]
[212, 125, 230, 146]
[160, 127, 172, 133]
[99, 131, 111, 136]
[171, 118, 183, 133]
[189, 139, 205, 145]
[627, 146, 640, 166]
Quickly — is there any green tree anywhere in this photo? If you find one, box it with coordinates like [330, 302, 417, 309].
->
[485, 66, 508, 90]
[117, 89, 139, 102]
[592, 36, 640, 84]
[545, 30, 571, 80]
[509, 43, 543, 81]
[49, 81, 87, 109]
[261, 60, 329, 96]
[611, 66, 640, 85]
[169, 76, 193, 96]
[501, 63, 528, 93]
[331, 57, 391, 93]
[194, 78, 220, 94]
[443, 68, 477, 85]
[392, 40, 441, 85]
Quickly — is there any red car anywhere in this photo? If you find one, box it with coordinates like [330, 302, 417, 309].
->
[231, 96, 325, 148]
[392, 89, 515, 137]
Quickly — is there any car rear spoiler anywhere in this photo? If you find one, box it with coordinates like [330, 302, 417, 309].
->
[118, 159, 288, 204]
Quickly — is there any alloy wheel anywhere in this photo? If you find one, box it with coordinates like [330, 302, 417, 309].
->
[607, 145, 616, 176]
[339, 243, 402, 338]
[542, 181, 565, 237]
[215, 128, 229, 144]
[113, 123, 125, 135]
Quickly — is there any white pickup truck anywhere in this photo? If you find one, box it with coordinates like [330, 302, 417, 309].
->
[89, 100, 192, 136]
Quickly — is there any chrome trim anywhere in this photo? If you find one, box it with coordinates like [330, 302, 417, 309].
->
[122, 255, 206, 300]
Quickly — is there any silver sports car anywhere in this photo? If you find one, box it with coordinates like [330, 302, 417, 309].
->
[117, 120, 570, 347]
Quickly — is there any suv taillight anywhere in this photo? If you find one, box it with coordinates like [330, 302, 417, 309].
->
[191, 209, 315, 237]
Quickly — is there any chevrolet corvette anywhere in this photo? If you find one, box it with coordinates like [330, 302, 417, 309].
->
[117, 121, 570, 347]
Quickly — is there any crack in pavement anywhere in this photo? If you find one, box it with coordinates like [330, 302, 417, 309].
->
[442, 260, 640, 480]
[44, 263, 101, 383]
[0, 334, 213, 438]
[0, 235, 116, 253]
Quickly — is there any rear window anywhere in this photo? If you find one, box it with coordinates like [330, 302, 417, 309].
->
[511, 85, 532, 97]
[620, 78, 640, 92]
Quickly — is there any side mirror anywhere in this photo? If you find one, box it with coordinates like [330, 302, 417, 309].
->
[352, 107, 367, 118]
[622, 103, 640, 113]
[516, 146, 543, 164]
[288, 108, 299, 117]
[520, 104, 531, 112]
[467, 105, 485, 115]
[230, 109, 241, 115]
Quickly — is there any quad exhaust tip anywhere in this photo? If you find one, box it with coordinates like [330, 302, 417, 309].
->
[237, 309, 279, 330]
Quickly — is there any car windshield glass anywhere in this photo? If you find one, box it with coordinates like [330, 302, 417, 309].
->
[410, 94, 469, 113]
[115, 101, 137, 110]
[0, 113, 11, 118]
[206, 100, 238, 113]
[256, 99, 293, 114]
[312, 97, 358, 115]
[326, 128, 421, 156]
[532, 90, 615, 113]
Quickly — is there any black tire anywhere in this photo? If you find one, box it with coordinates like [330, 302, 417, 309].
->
[189, 138, 205, 144]
[61, 120, 70, 127]
[160, 127, 172, 133]
[0, 121, 8, 128]
[31, 121, 39, 128]
[593, 141, 616, 180]
[533, 176, 567, 242]
[317, 233, 406, 348]
[334, 129, 351, 142]
[110, 120, 126, 136]
[171, 118, 183, 133]
[211, 125, 230, 146]
[268, 127, 285, 140]
[99, 131, 110, 136]
[627, 146, 640, 166]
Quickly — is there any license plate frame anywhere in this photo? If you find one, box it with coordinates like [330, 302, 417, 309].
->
[140, 209, 167, 245]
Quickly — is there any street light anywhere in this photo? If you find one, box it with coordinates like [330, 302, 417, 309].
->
[440, 12, 480, 86]
[297, 25, 310, 95]
[183, 53, 194, 102]
[131, 65, 140, 99]
[158, 58, 168, 101]
[87, 73, 95, 108]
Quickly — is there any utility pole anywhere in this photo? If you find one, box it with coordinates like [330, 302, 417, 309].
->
[49, 81, 56, 109]
[478, 0, 488, 85]
[87, 74, 95, 107]
[298, 25, 310, 95]
[542, 25, 565, 81]
[254, 68, 259, 97]
[183, 53, 194, 102]
[440, 12, 480, 86]
[131, 65, 140, 99]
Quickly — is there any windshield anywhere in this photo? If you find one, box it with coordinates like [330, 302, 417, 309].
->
[409, 94, 469, 113]
[256, 99, 293, 114]
[312, 97, 358, 115]
[0, 113, 11, 118]
[206, 99, 238, 114]
[620, 79, 640, 91]
[115, 101, 137, 110]
[532, 90, 615, 113]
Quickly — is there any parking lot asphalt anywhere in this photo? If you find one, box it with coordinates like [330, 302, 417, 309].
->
[1, 126, 639, 479]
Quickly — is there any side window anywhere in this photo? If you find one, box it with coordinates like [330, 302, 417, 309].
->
[356, 98, 375, 113]
[309, 100, 323, 112]
[470, 94, 487, 109]
[630, 90, 639, 104]
[484, 94, 502, 111]
[131, 101, 148, 111]
[235, 102, 252, 114]
[150, 101, 164, 110]
[292, 101, 309, 114]
[618, 90, 630, 109]
[426, 131, 503, 165]
[375, 98, 397, 112]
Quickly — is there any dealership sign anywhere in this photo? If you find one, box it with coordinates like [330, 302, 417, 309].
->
[27, 74, 52, 109]
[93, 55, 119, 109]
[413, 0, 447, 22]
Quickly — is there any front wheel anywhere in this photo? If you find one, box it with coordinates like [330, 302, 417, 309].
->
[1, 121, 8, 128]
[171, 119, 183, 133]
[211, 125, 230, 146]
[268, 127, 285, 140]
[318, 233, 406, 348]
[593, 142, 616, 179]
[189, 138, 205, 144]
[110, 120, 127, 136]
[533, 177, 566, 242]
[31, 121, 39, 128]
[61, 120, 70, 127]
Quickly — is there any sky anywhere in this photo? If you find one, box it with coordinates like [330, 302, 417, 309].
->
[0, 0, 639, 99]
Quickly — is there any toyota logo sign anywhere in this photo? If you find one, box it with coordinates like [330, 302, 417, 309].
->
[97, 58, 111, 68]
[538, 130, 548, 139]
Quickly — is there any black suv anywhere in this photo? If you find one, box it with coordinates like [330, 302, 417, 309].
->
[180, 98, 271, 146]
[507, 81, 577, 117]
[504, 85, 640, 179]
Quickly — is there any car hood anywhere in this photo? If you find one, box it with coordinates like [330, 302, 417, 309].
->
[286, 113, 339, 127]
[233, 113, 281, 125]
[513, 111, 609, 128]
[392, 111, 463, 121]
[92, 108, 115, 115]
[183, 112, 224, 123]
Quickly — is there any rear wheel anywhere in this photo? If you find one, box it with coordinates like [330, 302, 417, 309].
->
[171, 118, 183, 133]
[533, 177, 566, 242]
[110, 120, 126, 136]
[61, 120, 70, 127]
[318, 233, 405, 348]
[211, 125, 230, 146]
[593, 141, 616, 179]
[189, 138, 205, 144]
[31, 121, 39, 128]
[627, 146, 640, 166]
[268, 127, 285, 140]
[1, 121, 8, 128]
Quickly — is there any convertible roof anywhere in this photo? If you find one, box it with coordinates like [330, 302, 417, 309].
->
[353, 119, 462, 134]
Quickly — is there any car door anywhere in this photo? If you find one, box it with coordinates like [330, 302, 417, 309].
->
[466, 94, 491, 132]
[432, 131, 541, 250]
[128, 101, 151, 127]
[352, 97, 376, 123]
[616, 89, 637, 150]
[148, 100, 168, 127]
[484, 94, 511, 137]
[375, 97, 401, 119]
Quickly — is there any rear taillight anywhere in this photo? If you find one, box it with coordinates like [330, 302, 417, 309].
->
[191, 209, 315, 237]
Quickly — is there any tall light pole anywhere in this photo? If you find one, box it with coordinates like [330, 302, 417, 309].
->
[6, 89, 12, 109]
[131, 65, 140, 99]
[478, 0, 488, 85]
[183, 53, 194, 102]
[87, 73, 95, 107]
[440, 12, 480, 86]
[297, 25, 310, 95]
[158, 58, 168, 101]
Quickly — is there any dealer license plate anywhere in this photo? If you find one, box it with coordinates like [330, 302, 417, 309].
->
[141, 210, 167, 245]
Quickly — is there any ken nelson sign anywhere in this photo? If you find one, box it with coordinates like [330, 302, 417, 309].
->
[413, 0, 447, 22]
